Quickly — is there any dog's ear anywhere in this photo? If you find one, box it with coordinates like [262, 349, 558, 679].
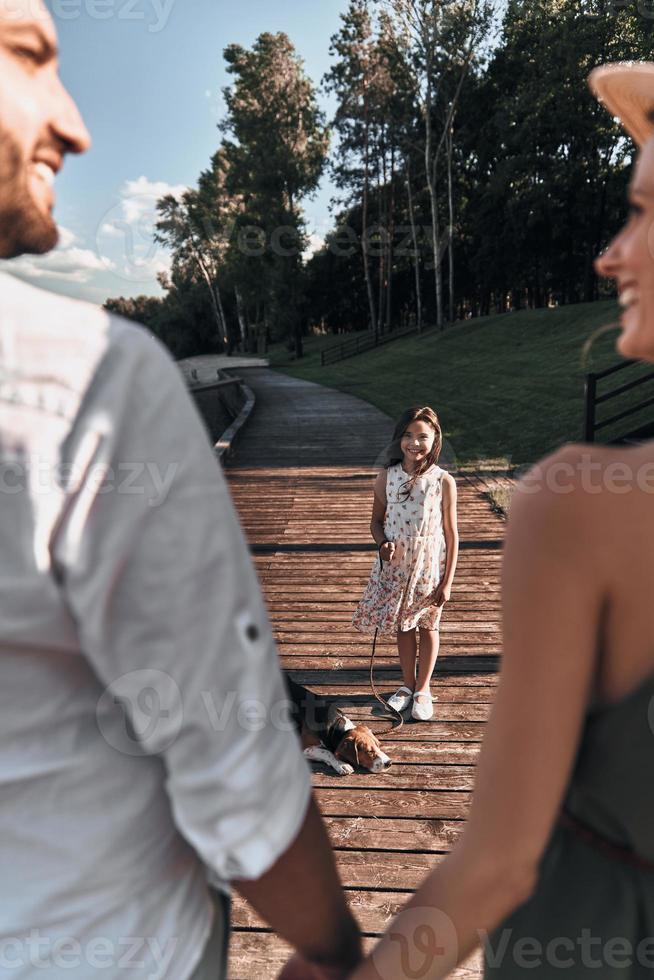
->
[335, 733, 359, 767]
[334, 733, 351, 759]
[360, 725, 382, 749]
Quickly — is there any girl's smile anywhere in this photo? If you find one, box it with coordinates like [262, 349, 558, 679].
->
[400, 421, 437, 471]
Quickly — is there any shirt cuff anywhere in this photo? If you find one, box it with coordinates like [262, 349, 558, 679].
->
[207, 752, 313, 887]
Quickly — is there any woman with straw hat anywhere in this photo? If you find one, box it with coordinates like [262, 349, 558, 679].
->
[347, 63, 654, 980]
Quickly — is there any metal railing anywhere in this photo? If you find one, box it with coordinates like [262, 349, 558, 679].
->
[187, 370, 248, 459]
[188, 375, 242, 395]
[320, 322, 429, 366]
[584, 359, 654, 443]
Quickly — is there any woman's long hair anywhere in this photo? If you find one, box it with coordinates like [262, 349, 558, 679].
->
[385, 406, 443, 500]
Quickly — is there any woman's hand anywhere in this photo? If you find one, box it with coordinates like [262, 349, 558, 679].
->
[379, 540, 396, 562]
[431, 582, 451, 606]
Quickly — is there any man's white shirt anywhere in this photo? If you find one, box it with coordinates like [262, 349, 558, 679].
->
[0, 271, 311, 979]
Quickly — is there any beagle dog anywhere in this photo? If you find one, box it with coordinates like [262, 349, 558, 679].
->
[284, 676, 391, 775]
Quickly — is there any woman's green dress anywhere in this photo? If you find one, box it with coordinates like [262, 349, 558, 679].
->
[484, 672, 654, 977]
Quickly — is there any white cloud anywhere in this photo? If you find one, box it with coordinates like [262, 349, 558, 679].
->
[57, 226, 77, 249]
[94, 176, 188, 287]
[117, 176, 188, 226]
[129, 253, 173, 279]
[100, 222, 123, 239]
[304, 232, 326, 260]
[5, 226, 116, 284]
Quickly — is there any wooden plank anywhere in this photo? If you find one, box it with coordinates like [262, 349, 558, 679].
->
[227, 933, 484, 980]
[313, 787, 471, 819]
[310, 764, 478, 790]
[283, 682, 498, 700]
[325, 702, 492, 722]
[325, 815, 465, 851]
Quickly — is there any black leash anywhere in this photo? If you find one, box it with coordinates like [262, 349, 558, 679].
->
[369, 551, 404, 734]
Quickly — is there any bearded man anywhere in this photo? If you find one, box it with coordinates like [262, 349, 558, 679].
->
[0, 4, 361, 978]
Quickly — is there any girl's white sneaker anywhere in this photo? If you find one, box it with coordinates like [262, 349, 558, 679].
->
[411, 692, 434, 721]
[387, 686, 413, 712]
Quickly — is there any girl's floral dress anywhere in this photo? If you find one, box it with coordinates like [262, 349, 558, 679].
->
[352, 463, 447, 635]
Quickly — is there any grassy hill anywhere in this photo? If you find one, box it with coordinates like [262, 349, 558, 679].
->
[268, 301, 654, 467]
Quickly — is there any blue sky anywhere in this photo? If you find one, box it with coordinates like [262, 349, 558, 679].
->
[4, 0, 349, 304]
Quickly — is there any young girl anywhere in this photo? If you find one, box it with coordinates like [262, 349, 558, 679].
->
[352, 406, 459, 721]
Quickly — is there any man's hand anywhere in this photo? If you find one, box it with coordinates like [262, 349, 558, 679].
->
[379, 540, 395, 563]
[277, 952, 360, 980]
[431, 581, 452, 606]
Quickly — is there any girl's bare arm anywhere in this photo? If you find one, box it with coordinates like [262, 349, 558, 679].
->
[440, 473, 459, 589]
[350, 446, 609, 979]
[370, 470, 388, 548]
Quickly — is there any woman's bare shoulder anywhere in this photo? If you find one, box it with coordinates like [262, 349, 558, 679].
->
[509, 441, 654, 552]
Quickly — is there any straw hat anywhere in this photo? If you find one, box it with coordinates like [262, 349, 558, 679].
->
[588, 62, 654, 147]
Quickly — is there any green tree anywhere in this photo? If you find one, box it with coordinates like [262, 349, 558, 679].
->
[325, 0, 393, 333]
[384, 0, 494, 328]
[221, 32, 329, 357]
[103, 294, 164, 327]
[461, 0, 654, 312]
[154, 185, 231, 351]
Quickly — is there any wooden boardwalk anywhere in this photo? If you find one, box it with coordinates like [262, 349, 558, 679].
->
[222, 370, 507, 979]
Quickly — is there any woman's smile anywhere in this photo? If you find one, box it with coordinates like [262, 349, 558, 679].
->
[595, 138, 654, 361]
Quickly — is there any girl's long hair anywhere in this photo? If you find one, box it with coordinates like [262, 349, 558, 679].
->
[385, 406, 443, 500]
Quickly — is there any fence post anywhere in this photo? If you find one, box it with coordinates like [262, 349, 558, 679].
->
[584, 373, 597, 442]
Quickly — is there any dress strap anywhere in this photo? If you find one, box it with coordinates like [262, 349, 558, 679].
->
[558, 807, 654, 873]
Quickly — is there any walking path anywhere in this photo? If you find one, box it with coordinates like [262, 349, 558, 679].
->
[215, 367, 507, 979]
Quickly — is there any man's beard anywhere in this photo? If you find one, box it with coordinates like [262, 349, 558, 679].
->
[0, 132, 59, 259]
